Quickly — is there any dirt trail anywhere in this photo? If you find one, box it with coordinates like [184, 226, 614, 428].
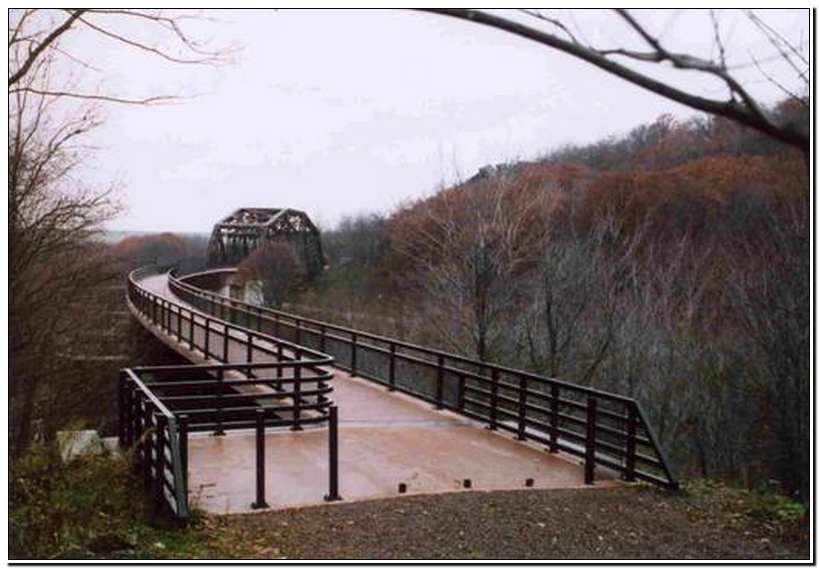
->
[204, 486, 809, 560]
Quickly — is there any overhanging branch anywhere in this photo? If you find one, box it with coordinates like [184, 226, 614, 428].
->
[419, 9, 808, 153]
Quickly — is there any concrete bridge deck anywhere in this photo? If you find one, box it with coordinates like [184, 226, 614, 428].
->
[136, 273, 616, 514]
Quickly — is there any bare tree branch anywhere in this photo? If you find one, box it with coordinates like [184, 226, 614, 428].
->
[749, 51, 808, 107]
[75, 12, 223, 65]
[419, 9, 808, 154]
[10, 86, 187, 105]
[8, 9, 87, 87]
[710, 10, 728, 70]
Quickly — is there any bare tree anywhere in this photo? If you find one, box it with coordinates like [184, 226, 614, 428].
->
[236, 242, 308, 309]
[421, 9, 808, 157]
[730, 197, 809, 499]
[391, 174, 546, 361]
[514, 213, 639, 382]
[8, 59, 120, 453]
[9, 9, 232, 454]
[9, 9, 233, 103]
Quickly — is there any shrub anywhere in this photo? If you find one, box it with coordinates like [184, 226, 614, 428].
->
[9, 444, 215, 560]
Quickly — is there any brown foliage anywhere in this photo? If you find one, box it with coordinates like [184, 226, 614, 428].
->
[236, 242, 307, 308]
[111, 232, 191, 267]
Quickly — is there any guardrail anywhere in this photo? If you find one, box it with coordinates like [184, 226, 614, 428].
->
[169, 268, 679, 490]
[118, 368, 189, 519]
[120, 267, 340, 521]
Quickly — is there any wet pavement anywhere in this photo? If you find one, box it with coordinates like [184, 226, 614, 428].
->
[136, 273, 617, 514]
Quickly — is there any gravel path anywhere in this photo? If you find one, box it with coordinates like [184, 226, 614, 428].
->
[205, 486, 809, 560]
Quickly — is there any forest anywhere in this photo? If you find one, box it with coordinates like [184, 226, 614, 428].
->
[292, 103, 809, 500]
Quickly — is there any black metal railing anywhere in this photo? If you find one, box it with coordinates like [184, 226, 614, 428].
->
[120, 267, 341, 521]
[118, 368, 189, 519]
[169, 268, 679, 490]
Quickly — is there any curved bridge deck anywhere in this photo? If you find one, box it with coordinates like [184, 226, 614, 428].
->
[133, 272, 617, 514]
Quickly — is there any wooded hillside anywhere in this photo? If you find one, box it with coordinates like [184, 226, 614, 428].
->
[302, 103, 809, 500]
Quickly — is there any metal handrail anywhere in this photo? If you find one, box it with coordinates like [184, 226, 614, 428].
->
[169, 267, 679, 490]
[120, 266, 341, 519]
[125, 268, 336, 426]
[120, 369, 190, 519]
[171, 269, 636, 404]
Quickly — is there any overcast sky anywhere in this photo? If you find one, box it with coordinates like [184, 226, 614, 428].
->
[71, 8, 807, 233]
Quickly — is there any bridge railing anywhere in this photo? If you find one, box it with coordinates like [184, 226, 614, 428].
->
[118, 368, 190, 520]
[121, 267, 341, 519]
[169, 269, 679, 490]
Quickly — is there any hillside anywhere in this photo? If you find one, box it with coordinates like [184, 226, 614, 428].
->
[297, 105, 808, 502]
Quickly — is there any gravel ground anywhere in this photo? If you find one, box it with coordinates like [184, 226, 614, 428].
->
[203, 486, 809, 560]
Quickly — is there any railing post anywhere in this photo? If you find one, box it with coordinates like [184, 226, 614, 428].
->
[292, 350, 302, 431]
[129, 382, 138, 448]
[317, 370, 328, 411]
[142, 402, 152, 488]
[134, 396, 145, 473]
[274, 313, 280, 338]
[624, 404, 637, 482]
[179, 414, 189, 495]
[188, 311, 195, 350]
[204, 319, 210, 359]
[222, 325, 229, 362]
[487, 368, 498, 431]
[585, 397, 597, 485]
[151, 297, 157, 324]
[456, 372, 466, 412]
[436, 355, 445, 409]
[320, 324, 326, 353]
[517, 375, 528, 441]
[296, 319, 302, 345]
[350, 333, 357, 376]
[549, 384, 559, 453]
[251, 409, 269, 509]
[246, 332, 254, 378]
[324, 406, 341, 502]
[214, 369, 225, 436]
[176, 306, 182, 342]
[154, 413, 166, 513]
[117, 371, 126, 445]
[277, 344, 284, 380]
[388, 344, 396, 391]
[122, 378, 132, 447]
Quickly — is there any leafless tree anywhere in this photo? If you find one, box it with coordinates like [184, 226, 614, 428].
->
[422, 9, 808, 158]
[730, 197, 809, 498]
[9, 9, 232, 454]
[514, 212, 640, 383]
[236, 242, 308, 309]
[391, 175, 546, 361]
[8, 58, 120, 452]
[9, 9, 233, 103]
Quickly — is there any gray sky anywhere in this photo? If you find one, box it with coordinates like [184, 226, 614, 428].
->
[72, 9, 807, 233]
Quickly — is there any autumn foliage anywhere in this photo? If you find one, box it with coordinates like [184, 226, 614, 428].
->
[236, 242, 307, 308]
[111, 232, 192, 267]
[373, 109, 808, 498]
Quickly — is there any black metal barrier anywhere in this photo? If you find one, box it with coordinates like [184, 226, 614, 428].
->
[169, 267, 679, 490]
[121, 266, 340, 521]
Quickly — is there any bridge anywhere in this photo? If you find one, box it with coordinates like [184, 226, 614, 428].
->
[120, 266, 678, 521]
